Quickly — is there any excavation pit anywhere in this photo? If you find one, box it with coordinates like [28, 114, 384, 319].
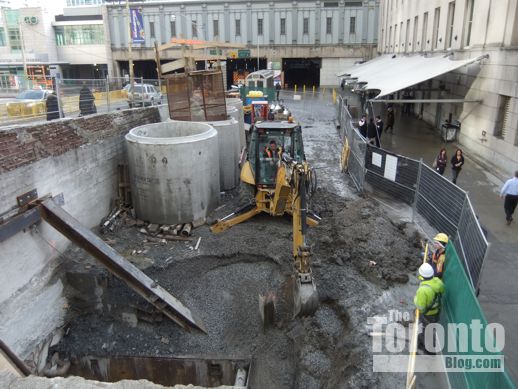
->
[67, 355, 251, 387]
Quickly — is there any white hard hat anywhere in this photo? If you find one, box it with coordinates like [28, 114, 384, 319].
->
[418, 263, 434, 279]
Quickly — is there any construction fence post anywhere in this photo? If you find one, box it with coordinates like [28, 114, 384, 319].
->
[55, 77, 63, 119]
[412, 158, 423, 224]
[106, 76, 110, 112]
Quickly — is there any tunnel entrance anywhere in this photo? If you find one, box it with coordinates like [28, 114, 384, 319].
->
[67, 355, 250, 387]
[282, 58, 321, 89]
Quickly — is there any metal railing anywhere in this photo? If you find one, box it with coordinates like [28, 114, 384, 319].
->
[0, 76, 167, 128]
[336, 94, 489, 290]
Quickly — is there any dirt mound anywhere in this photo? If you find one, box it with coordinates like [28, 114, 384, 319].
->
[51, 188, 422, 388]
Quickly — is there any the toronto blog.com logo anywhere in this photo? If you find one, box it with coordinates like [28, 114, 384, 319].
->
[368, 310, 505, 373]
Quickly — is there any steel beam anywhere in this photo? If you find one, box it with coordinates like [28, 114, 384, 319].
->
[38, 199, 206, 334]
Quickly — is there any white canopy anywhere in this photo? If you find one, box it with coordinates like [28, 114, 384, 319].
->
[337, 54, 486, 98]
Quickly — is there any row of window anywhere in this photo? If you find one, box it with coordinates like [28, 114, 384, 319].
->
[55, 25, 104, 46]
[0, 27, 23, 51]
[157, 16, 357, 39]
[382, 0, 474, 52]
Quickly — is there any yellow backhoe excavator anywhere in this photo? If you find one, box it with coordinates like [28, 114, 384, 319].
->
[211, 116, 321, 316]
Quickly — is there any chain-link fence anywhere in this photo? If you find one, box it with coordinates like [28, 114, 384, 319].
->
[0, 76, 168, 128]
[336, 94, 489, 290]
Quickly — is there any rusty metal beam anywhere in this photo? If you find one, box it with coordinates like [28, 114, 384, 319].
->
[0, 207, 41, 243]
[0, 339, 32, 376]
[37, 199, 206, 334]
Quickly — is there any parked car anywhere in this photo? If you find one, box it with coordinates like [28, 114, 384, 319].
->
[6, 89, 52, 118]
[127, 84, 162, 107]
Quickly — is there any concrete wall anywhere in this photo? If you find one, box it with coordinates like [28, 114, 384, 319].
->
[0, 108, 160, 369]
[56, 44, 108, 65]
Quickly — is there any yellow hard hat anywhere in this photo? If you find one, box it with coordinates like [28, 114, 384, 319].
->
[433, 233, 449, 245]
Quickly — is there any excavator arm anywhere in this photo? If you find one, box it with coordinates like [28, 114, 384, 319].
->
[279, 156, 319, 316]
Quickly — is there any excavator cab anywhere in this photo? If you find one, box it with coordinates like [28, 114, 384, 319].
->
[243, 121, 305, 188]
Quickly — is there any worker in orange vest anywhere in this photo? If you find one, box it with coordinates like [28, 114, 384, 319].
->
[427, 233, 449, 278]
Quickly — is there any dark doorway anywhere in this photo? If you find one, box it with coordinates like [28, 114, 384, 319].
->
[226, 57, 267, 88]
[118, 60, 203, 81]
[282, 58, 321, 89]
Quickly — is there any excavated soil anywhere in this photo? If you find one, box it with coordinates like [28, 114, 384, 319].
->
[50, 95, 424, 388]
[52, 187, 422, 389]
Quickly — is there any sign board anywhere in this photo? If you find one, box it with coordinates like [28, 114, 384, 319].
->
[130, 8, 145, 43]
[238, 49, 251, 58]
[209, 49, 223, 55]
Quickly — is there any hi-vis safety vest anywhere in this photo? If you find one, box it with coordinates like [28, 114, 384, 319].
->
[414, 277, 445, 316]
[431, 249, 446, 276]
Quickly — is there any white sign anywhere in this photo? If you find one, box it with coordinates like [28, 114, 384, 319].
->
[384, 154, 397, 181]
[372, 152, 382, 167]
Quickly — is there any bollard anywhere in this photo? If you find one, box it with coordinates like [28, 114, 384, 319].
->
[322, 87, 326, 96]
[313, 85, 316, 95]
[332, 88, 337, 104]
[303, 85, 306, 94]
[294, 84, 297, 93]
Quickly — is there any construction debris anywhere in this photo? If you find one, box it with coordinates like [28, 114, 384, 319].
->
[180, 223, 192, 237]
[194, 237, 202, 251]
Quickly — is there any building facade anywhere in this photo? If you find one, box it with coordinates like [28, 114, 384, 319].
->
[378, 0, 518, 174]
[105, 0, 380, 86]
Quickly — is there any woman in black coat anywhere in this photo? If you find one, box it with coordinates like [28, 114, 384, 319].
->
[46, 92, 60, 121]
[451, 148, 465, 184]
[435, 148, 447, 175]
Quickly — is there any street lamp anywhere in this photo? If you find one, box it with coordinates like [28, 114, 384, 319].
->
[171, 14, 207, 69]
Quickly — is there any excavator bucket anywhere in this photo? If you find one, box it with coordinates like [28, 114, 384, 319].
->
[293, 276, 319, 317]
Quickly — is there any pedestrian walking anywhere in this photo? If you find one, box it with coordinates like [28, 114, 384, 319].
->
[414, 263, 445, 353]
[451, 148, 465, 184]
[358, 114, 367, 138]
[375, 115, 384, 146]
[434, 148, 448, 175]
[340, 78, 345, 91]
[385, 107, 395, 134]
[79, 82, 96, 116]
[46, 91, 60, 121]
[275, 82, 281, 100]
[367, 118, 378, 146]
[500, 171, 518, 225]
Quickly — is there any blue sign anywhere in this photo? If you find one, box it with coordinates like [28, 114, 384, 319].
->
[130, 8, 145, 43]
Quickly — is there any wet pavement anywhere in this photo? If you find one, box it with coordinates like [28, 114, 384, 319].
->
[369, 103, 518, 384]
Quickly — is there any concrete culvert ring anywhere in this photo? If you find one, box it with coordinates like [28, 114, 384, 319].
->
[126, 121, 220, 225]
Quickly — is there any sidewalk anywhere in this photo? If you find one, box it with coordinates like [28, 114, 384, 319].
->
[375, 107, 518, 383]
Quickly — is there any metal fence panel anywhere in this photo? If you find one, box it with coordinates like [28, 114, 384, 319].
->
[454, 197, 489, 288]
[336, 97, 490, 291]
[416, 165, 466, 238]
[364, 145, 419, 205]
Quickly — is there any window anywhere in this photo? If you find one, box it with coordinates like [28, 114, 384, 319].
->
[192, 21, 198, 37]
[54, 25, 104, 46]
[412, 16, 418, 51]
[446, 1, 455, 48]
[8, 28, 21, 51]
[350, 17, 356, 34]
[280, 18, 286, 35]
[235, 19, 241, 36]
[495, 95, 511, 139]
[213, 19, 219, 37]
[149, 22, 155, 39]
[463, 0, 474, 47]
[0, 28, 6, 46]
[258, 18, 263, 35]
[326, 17, 332, 34]
[303, 17, 309, 34]
[422, 12, 428, 50]
[170, 20, 176, 37]
[432, 7, 440, 49]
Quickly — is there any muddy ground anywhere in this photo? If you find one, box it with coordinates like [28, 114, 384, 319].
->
[50, 95, 424, 388]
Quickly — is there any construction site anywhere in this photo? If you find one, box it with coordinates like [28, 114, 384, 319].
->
[0, 32, 437, 388]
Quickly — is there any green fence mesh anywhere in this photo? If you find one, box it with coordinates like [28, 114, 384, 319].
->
[440, 243, 516, 388]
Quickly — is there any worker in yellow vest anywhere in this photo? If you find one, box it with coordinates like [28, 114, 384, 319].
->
[414, 263, 445, 352]
[427, 233, 449, 278]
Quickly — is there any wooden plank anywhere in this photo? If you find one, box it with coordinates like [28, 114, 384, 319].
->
[161, 59, 186, 74]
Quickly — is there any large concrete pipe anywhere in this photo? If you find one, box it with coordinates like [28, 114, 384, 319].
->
[126, 121, 220, 225]
[202, 118, 240, 191]
[226, 98, 245, 150]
